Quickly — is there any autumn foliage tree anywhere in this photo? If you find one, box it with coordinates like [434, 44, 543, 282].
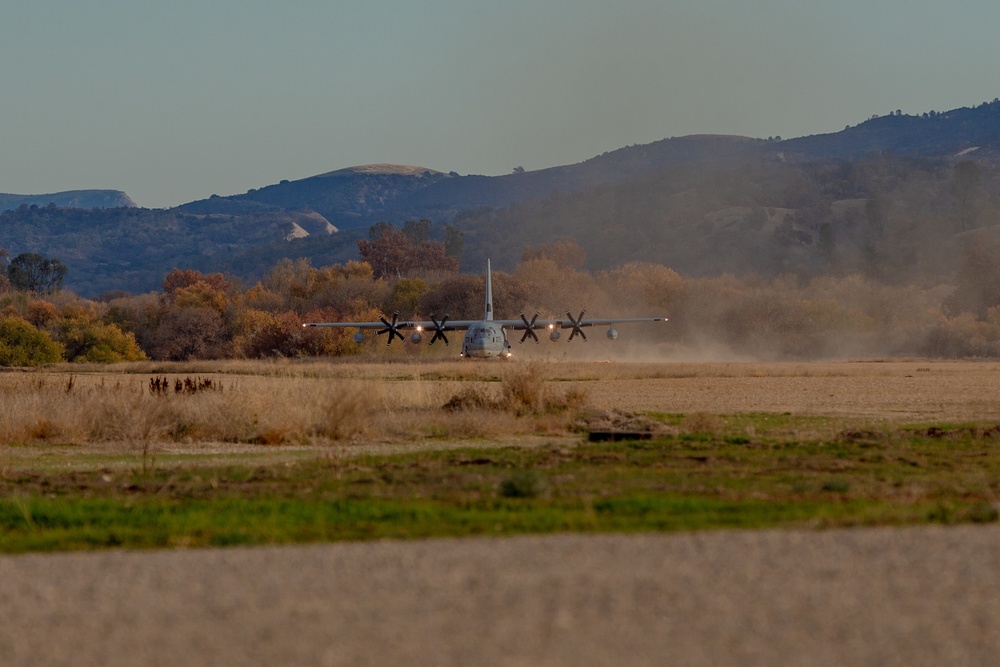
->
[247, 258, 387, 317]
[151, 307, 227, 360]
[357, 222, 458, 279]
[150, 269, 237, 360]
[162, 268, 234, 296]
[417, 270, 534, 320]
[231, 309, 305, 358]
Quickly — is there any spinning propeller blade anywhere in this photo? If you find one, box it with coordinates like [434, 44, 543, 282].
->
[429, 315, 450, 346]
[519, 313, 540, 344]
[377, 312, 405, 345]
[566, 310, 587, 342]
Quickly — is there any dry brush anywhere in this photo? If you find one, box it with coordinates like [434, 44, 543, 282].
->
[0, 361, 596, 450]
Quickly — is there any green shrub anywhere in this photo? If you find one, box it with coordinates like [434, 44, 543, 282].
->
[0, 316, 64, 366]
[499, 470, 544, 498]
[58, 319, 147, 363]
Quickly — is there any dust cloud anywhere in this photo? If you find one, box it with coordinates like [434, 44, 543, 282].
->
[494, 262, 997, 362]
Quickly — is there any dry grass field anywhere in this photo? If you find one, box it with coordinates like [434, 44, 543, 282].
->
[0, 358, 589, 462]
[2, 358, 999, 459]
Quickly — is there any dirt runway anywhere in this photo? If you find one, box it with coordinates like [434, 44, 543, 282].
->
[587, 360, 1000, 421]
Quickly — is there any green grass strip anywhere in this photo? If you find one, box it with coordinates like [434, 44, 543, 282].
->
[0, 493, 965, 554]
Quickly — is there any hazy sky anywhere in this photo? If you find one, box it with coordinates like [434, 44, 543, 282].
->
[3, 0, 1000, 208]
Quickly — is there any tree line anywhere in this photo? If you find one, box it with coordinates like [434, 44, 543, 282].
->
[4, 233, 1000, 366]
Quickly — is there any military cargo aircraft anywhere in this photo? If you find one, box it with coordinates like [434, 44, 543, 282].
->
[303, 260, 667, 358]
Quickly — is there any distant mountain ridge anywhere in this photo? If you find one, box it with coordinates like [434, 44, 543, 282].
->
[204, 135, 766, 228]
[5, 98, 1000, 295]
[0, 190, 136, 213]
[779, 100, 1000, 160]
[199, 102, 1000, 228]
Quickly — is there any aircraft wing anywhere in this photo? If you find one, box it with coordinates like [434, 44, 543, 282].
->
[500, 316, 668, 330]
[302, 319, 480, 330]
[303, 315, 667, 331]
[303, 314, 484, 346]
[303, 311, 667, 346]
[497, 312, 667, 342]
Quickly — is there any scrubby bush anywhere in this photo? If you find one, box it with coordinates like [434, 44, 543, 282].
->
[0, 316, 64, 366]
[57, 318, 146, 362]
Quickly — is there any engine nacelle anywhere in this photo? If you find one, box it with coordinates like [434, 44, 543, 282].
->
[410, 331, 423, 344]
[607, 327, 618, 340]
[549, 330, 561, 342]
[353, 332, 365, 345]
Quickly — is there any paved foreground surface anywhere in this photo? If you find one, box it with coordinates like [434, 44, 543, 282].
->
[1, 527, 999, 666]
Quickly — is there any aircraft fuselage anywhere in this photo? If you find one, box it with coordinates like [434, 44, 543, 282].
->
[461, 322, 511, 358]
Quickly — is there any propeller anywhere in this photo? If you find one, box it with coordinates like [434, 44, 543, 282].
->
[429, 314, 450, 346]
[377, 312, 405, 346]
[519, 313, 540, 344]
[566, 310, 588, 342]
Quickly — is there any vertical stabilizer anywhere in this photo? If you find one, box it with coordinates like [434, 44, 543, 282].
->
[484, 259, 494, 321]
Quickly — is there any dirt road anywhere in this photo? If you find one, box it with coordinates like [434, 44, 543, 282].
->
[2, 526, 999, 666]
[587, 360, 1000, 421]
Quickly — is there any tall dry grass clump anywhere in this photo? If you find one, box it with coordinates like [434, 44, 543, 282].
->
[0, 375, 96, 444]
[681, 412, 722, 436]
[0, 372, 391, 447]
[501, 362, 589, 416]
[500, 362, 545, 415]
[139, 376, 386, 444]
[442, 361, 589, 419]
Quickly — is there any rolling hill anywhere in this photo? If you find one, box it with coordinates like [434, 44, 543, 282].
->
[4, 99, 1000, 295]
